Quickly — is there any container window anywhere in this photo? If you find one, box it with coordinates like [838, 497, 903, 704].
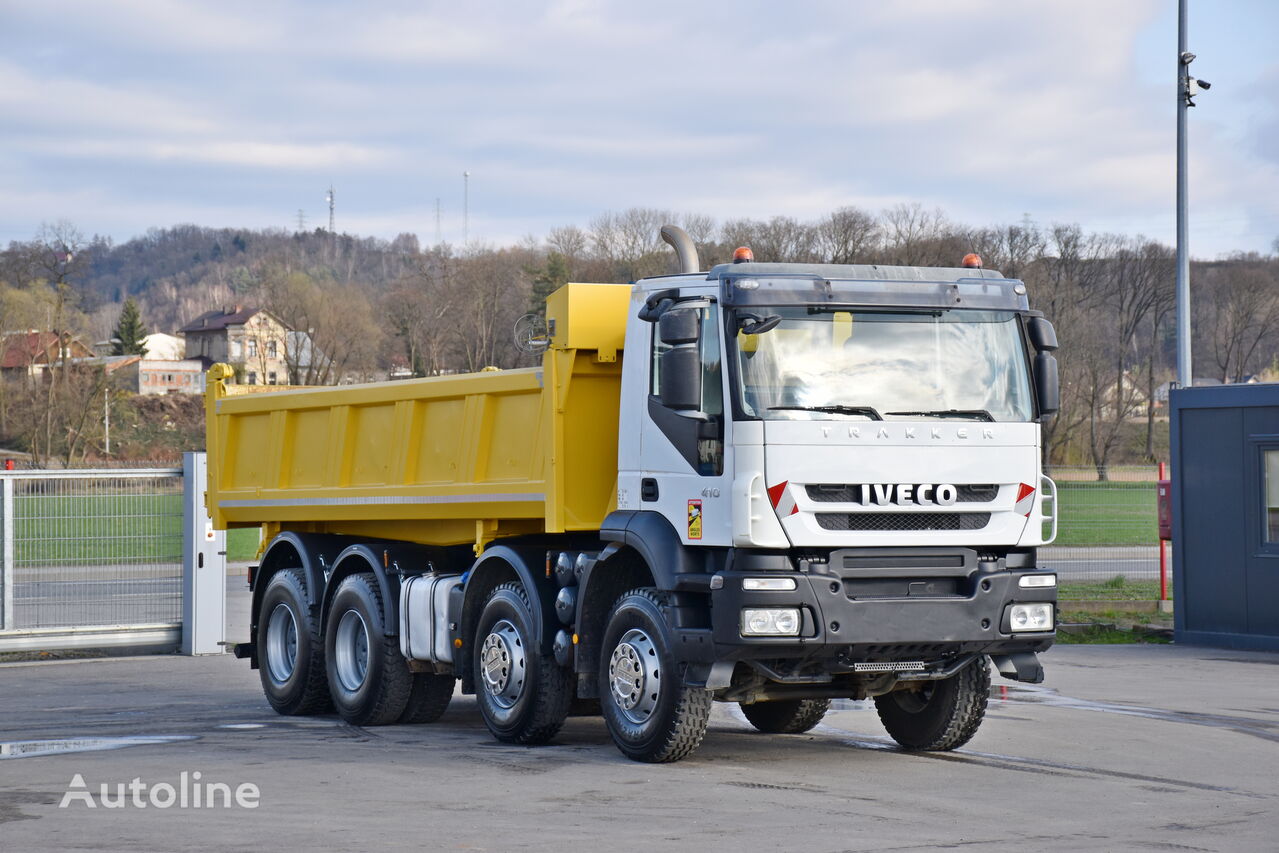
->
[1266, 449, 1279, 543]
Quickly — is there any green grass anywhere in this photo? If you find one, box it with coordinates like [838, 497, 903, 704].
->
[11, 493, 262, 566]
[1054, 624, 1171, 644]
[1053, 480, 1158, 546]
[1059, 578, 1169, 601]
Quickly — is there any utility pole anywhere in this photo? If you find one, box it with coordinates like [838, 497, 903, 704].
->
[435, 197, 442, 246]
[326, 185, 337, 254]
[463, 171, 470, 245]
[1176, 0, 1210, 388]
[295, 209, 307, 232]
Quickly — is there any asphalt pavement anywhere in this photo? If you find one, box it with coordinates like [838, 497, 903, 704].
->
[1, 585, 1277, 851]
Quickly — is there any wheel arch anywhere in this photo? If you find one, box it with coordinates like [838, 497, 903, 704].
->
[320, 542, 437, 638]
[459, 544, 557, 694]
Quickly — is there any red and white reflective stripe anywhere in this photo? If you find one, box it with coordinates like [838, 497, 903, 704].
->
[767, 480, 798, 517]
[1014, 483, 1036, 517]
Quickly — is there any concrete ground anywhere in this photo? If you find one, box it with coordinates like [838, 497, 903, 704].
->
[1, 581, 1277, 851]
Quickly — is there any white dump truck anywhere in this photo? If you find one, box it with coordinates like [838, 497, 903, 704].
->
[211, 226, 1059, 762]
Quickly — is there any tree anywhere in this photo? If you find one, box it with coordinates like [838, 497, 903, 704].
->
[111, 298, 149, 355]
[528, 252, 569, 316]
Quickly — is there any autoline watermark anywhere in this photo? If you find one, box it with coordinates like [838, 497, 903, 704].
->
[60, 772, 260, 809]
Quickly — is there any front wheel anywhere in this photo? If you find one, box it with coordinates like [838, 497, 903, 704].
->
[874, 657, 990, 751]
[599, 589, 712, 763]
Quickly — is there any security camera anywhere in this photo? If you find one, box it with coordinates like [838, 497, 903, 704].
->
[1196, 78, 1211, 90]
[1180, 51, 1196, 64]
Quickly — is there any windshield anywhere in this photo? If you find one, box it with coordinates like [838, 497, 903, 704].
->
[732, 308, 1035, 422]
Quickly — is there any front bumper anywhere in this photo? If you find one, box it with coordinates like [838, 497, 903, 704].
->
[685, 561, 1055, 669]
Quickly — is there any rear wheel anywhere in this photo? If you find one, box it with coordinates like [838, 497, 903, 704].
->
[599, 589, 712, 763]
[874, 657, 990, 751]
[325, 573, 412, 726]
[473, 582, 571, 744]
[740, 698, 830, 734]
[257, 568, 330, 715]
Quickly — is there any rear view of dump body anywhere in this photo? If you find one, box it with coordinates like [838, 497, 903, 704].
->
[205, 284, 631, 550]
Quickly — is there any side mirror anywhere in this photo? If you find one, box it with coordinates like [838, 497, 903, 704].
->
[658, 308, 701, 410]
[1034, 351, 1059, 416]
[1028, 316, 1058, 352]
[659, 308, 699, 345]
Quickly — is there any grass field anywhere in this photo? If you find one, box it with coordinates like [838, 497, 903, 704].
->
[11, 493, 262, 566]
[1059, 577, 1170, 601]
[1052, 479, 1158, 547]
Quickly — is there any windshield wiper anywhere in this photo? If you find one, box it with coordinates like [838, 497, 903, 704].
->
[886, 409, 995, 422]
[769, 405, 883, 420]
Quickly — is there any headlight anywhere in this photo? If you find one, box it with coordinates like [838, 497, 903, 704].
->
[1018, 574, 1057, 588]
[742, 577, 797, 591]
[1009, 603, 1054, 632]
[741, 608, 801, 637]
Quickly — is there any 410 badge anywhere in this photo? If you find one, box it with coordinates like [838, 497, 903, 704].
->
[687, 499, 702, 540]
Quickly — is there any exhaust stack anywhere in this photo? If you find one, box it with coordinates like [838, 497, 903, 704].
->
[660, 225, 700, 274]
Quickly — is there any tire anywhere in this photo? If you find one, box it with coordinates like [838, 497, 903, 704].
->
[473, 582, 572, 744]
[740, 698, 830, 734]
[256, 568, 331, 715]
[324, 573, 412, 726]
[874, 657, 990, 751]
[399, 673, 455, 724]
[599, 588, 712, 763]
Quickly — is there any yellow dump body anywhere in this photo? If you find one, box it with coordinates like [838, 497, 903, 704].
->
[205, 283, 632, 552]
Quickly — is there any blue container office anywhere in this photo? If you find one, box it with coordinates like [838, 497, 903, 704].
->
[1170, 383, 1279, 651]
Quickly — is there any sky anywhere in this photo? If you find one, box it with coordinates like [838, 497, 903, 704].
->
[1, 0, 1277, 258]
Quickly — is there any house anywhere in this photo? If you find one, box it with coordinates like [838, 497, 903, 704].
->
[113, 358, 207, 395]
[178, 306, 292, 385]
[93, 331, 185, 359]
[0, 331, 96, 379]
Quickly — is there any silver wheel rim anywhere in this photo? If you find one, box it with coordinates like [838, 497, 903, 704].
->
[265, 603, 298, 686]
[480, 619, 525, 709]
[609, 628, 660, 725]
[334, 609, 370, 693]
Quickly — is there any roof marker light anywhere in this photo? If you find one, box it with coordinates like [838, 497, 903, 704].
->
[961, 253, 983, 268]
[733, 247, 754, 264]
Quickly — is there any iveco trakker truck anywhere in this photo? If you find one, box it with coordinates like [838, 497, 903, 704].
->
[213, 226, 1059, 762]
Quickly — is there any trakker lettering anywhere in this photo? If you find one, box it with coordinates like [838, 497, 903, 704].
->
[857, 483, 959, 506]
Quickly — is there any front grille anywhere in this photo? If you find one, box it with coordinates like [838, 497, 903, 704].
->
[806, 484, 999, 503]
[815, 512, 991, 531]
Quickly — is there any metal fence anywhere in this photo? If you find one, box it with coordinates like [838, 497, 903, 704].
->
[1042, 465, 1168, 601]
[0, 467, 186, 651]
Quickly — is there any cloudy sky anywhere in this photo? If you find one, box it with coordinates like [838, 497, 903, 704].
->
[2, 0, 1277, 257]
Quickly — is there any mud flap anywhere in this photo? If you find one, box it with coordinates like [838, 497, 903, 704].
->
[989, 652, 1044, 684]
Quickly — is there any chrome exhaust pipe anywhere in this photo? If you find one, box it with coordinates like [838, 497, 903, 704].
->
[660, 224, 700, 274]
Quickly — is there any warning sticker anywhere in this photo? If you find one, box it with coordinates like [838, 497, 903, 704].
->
[687, 500, 703, 540]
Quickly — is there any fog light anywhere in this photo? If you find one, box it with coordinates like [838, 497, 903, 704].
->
[741, 608, 801, 637]
[1018, 574, 1057, 588]
[742, 577, 797, 591]
[1009, 603, 1054, 632]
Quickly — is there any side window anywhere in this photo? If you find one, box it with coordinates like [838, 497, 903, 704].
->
[649, 305, 724, 475]
[649, 305, 722, 416]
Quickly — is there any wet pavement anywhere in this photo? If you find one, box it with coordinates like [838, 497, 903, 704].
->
[1, 643, 1277, 850]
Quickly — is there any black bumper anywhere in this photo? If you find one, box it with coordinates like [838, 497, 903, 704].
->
[676, 566, 1055, 667]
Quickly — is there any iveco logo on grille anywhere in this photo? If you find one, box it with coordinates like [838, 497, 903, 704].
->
[855, 484, 958, 506]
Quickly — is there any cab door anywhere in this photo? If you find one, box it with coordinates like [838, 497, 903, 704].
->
[634, 297, 733, 546]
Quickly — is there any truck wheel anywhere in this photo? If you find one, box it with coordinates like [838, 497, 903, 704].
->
[740, 698, 830, 734]
[399, 673, 455, 724]
[325, 573, 412, 726]
[599, 589, 712, 763]
[874, 657, 990, 751]
[473, 582, 571, 744]
[257, 568, 331, 715]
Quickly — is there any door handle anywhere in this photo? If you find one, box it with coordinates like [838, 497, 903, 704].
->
[641, 478, 659, 502]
